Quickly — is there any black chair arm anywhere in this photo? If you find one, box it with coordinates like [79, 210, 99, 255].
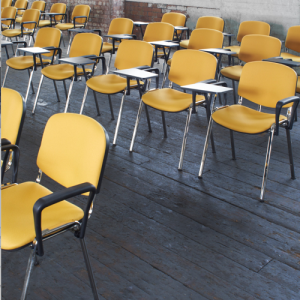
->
[142, 67, 160, 89]
[1, 138, 12, 146]
[21, 21, 37, 36]
[12, 40, 27, 47]
[44, 46, 62, 63]
[73, 16, 88, 24]
[33, 182, 96, 256]
[1, 142, 20, 184]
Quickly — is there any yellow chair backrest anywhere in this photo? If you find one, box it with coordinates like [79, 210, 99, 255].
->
[31, 1, 45, 12]
[2, 0, 12, 8]
[196, 16, 224, 32]
[69, 33, 102, 58]
[285, 25, 300, 53]
[34, 27, 61, 57]
[239, 61, 297, 108]
[143, 22, 174, 42]
[107, 18, 133, 35]
[237, 21, 270, 43]
[114, 40, 154, 70]
[21, 8, 40, 29]
[37, 113, 108, 193]
[169, 50, 217, 86]
[1, 88, 25, 145]
[71, 5, 90, 24]
[239, 34, 281, 63]
[1, 7, 17, 26]
[161, 12, 186, 27]
[50, 3, 66, 22]
[188, 28, 224, 50]
[14, 0, 28, 9]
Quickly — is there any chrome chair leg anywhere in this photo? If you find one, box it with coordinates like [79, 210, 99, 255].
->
[108, 94, 115, 120]
[61, 32, 65, 47]
[161, 111, 167, 138]
[93, 91, 101, 116]
[27, 69, 35, 94]
[232, 80, 237, 104]
[32, 75, 44, 114]
[113, 89, 126, 145]
[2, 66, 9, 87]
[24, 70, 34, 102]
[286, 128, 295, 179]
[80, 238, 99, 300]
[161, 65, 169, 89]
[80, 85, 89, 114]
[129, 99, 144, 152]
[53, 80, 60, 102]
[106, 52, 113, 74]
[230, 130, 236, 160]
[63, 80, 68, 98]
[67, 31, 72, 55]
[198, 116, 214, 178]
[64, 78, 75, 113]
[178, 107, 192, 171]
[260, 127, 275, 201]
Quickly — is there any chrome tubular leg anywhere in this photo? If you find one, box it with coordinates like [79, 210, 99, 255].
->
[2, 66, 9, 87]
[205, 103, 216, 153]
[67, 32, 72, 55]
[93, 91, 101, 116]
[230, 130, 236, 160]
[260, 128, 275, 201]
[32, 75, 44, 114]
[113, 90, 126, 145]
[63, 80, 68, 98]
[286, 128, 295, 179]
[108, 94, 115, 120]
[161, 111, 167, 138]
[80, 239, 100, 300]
[24, 70, 34, 103]
[62, 32, 65, 47]
[161, 65, 169, 89]
[232, 80, 237, 104]
[27, 69, 35, 94]
[80, 85, 89, 115]
[198, 116, 214, 178]
[64, 78, 74, 113]
[53, 80, 60, 102]
[106, 52, 112, 74]
[178, 107, 192, 171]
[144, 105, 152, 132]
[161, 59, 165, 74]
[129, 99, 144, 152]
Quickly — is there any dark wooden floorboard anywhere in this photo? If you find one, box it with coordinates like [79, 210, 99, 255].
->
[2, 40, 300, 299]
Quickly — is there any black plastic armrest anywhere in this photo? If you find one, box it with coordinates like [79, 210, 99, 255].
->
[82, 54, 102, 61]
[44, 46, 62, 62]
[12, 40, 27, 47]
[21, 21, 37, 35]
[275, 96, 300, 135]
[33, 182, 96, 256]
[1, 142, 20, 184]
[73, 16, 87, 24]
[142, 67, 160, 89]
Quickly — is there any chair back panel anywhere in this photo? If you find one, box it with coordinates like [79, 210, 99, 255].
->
[1, 88, 25, 145]
[188, 28, 223, 50]
[1, 7, 17, 26]
[34, 27, 61, 57]
[239, 34, 281, 63]
[285, 26, 300, 53]
[71, 5, 90, 24]
[196, 16, 224, 32]
[108, 18, 133, 35]
[161, 12, 186, 27]
[115, 40, 153, 70]
[69, 33, 102, 58]
[239, 61, 297, 108]
[50, 3, 66, 22]
[143, 22, 174, 42]
[21, 8, 40, 29]
[15, 0, 28, 9]
[37, 113, 108, 193]
[237, 21, 270, 42]
[169, 50, 217, 86]
[31, 1, 45, 12]
[2, 0, 12, 8]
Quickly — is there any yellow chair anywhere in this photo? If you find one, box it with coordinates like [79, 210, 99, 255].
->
[1, 88, 26, 183]
[199, 61, 299, 201]
[281, 26, 300, 62]
[16, 1, 45, 23]
[130, 50, 217, 170]
[81, 40, 154, 145]
[1, 6, 17, 31]
[161, 12, 186, 41]
[180, 16, 224, 49]
[297, 77, 300, 94]
[32, 33, 103, 114]
[1, 112, 109, 300]
[14, 0, 28, 17]
[38, 3, 66, 28]
[1, 0, 13, 9]
[2, 27, 62, 103]
[2, 8, 40, 46]
[220, 34, 281, 104]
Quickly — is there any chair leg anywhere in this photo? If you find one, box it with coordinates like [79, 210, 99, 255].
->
[260, 128, 275, 201]
[230, 130, 236, 160]
[205, 104, 216, 153]
[93, 91, 101, 116]
[161, 111, 167, 138]
[286, 128, 295, 179]
[144, 105, 152, 132]
[113, 89, 126, 145]
[32, 75, 44, 114]
[106, 52, 113, 74]
[27, 69, 35, 94]
[178, 107, 192, 171]
[108, 94, 115, 120]
[67, 31, 72, 55]
[198, 116, 214, 178]
[24, 69, 34, 103]
[232, 80, 237, 104]
[129, 99, 144, 152]
[53, 80, 60, 102]
[61, 32, 65, 47]
[161, 65, 169, 89]
[80, 238, 99, 300]
[80, 85, 89, 114]
[63, 80, 68, 98]
[64, 78, 75, 113]
[2, 66, 9, 87]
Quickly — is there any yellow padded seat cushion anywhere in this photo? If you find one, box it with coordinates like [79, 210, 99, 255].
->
[38, 20, 51, 27]
[15, 16, 22, 23]
[142, 88, 205, 112]
[6, 56, 51, 70]
[223, 45, 240, 57]
[102, 42, 113, 53]
[55, 23, 84, 30]
[221, 65, 243, 81]
[180, 39, 189, 49]
[212, 105, 286, 134]
[297, 77, 300, 94]
[2, 29, 33, 37]
[41, 64, 91, 80]
[1, 182, 84, 250]
[280, 52, 300, 63]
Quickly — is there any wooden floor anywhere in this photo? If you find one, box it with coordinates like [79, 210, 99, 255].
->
[2, 36, 300, 300]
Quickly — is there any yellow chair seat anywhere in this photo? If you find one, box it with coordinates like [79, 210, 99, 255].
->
[223, 45, 240, 57]
[15, 16, 22, 23]
[296, 77, 300, 94]
[212, 105, 287, 134]
[102, 42, 113, 53]
[2, 28, 33, 37]
[55, 23, 84, 31]
[180, 39, 189, 49]
[6, 56, 51, 70]
[38, 20, 51, 27]
[42, 64, 92, 80]
[221, 65, 243, 81]
[167, 58, 172, 66]
[142, 88, 205, 112]
[1, 181, 84, 251]
[280, 52, 300, 63]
